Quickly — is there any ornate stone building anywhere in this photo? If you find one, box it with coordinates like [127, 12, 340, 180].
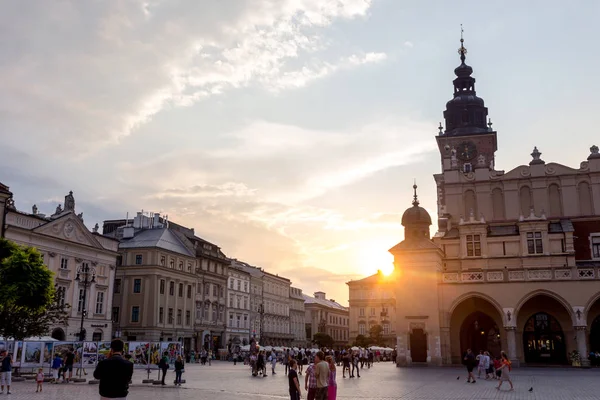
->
[386, 36, 600, 367]
[226, 260, 251, 351]
[237, 262, 265, 341]
[4, 189, 119, 341]
[290, 286, 307, 347]
[262, 272, 293, 346]
[0, 182, 12, 238]
[347, 271, 397, 346]
[304, 292, 349, 348]
[105, 213, 198, 348]
[104, 214, 230, 351]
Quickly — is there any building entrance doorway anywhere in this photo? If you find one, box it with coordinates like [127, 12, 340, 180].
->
[459, 312, 501, 357]
[410, 328, 427, 362]
[590, 316, 600, 354]
[523, 312, 567, 364]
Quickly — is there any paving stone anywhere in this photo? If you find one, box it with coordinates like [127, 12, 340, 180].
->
[2, 361, 599, 399]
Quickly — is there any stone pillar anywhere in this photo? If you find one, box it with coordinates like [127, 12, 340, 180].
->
[575, 326, 590, 368]
[440, 327, 451, 365]
[505, 327, 519, 366]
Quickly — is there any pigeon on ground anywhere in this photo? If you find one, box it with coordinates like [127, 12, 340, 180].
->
[529, 387, 533, 392]
[457, 376, 460, 380]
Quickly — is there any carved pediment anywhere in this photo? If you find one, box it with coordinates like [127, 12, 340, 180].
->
[33, 213, 103, 248]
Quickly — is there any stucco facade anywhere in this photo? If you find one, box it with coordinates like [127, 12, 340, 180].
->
[4, 190, 119, 342]
[262, 272, 293, 345]
[304, 292, 349, 348]
[290, 286, 307, 346]
[347, 272, 397, 346]
[225, 260, 251, 350]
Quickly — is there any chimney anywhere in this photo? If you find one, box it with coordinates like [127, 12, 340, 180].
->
[154, 212, 161, 229]
[133, 212, 142, 229]
[314, 291, 326, 300]
[122, 225, 134, 239]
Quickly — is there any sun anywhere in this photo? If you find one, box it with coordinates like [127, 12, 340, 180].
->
[356, 240, 395, 277]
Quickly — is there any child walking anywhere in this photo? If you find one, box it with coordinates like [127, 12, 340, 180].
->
[35, 368, 44, 392]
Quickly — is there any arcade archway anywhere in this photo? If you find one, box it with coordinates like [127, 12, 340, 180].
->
[587, 294, 600, 356]
[449, 295, 504, 363]
[522, 312, 566, 364]
[460, 312, 502, 357]
[516, 293, 572, 365]
[51, 327, 65, 341]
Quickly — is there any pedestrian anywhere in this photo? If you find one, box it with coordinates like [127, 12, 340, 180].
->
[314, 351, 329, 400]
[51, 353, 63, 383]
[158, 351, 170, 385]
[496, 351, 513, 391]
[271, 352, 277, 375]
[341, 351, 350, 378]
[174, 355, 184, 385]
[63, 350, 75, 383]
[463, 349, 476, 383]
[476, 350, 484, 378]
[36, 367, 44, 393]
[304, 360, 317, 400]
[0, 351, 12, 394]
[351, 352, 360, 378]
[284, 349, 290, 375]
[484, 351, 493, 379]
[326, 356, 337, 400]
[288, 359, 302, 400]
[93, 339, 134, 400]
[493, 356, 502, 380]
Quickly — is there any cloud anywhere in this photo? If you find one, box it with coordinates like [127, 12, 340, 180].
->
[404, 41, 414, 48]
[0, 0, 378, 154]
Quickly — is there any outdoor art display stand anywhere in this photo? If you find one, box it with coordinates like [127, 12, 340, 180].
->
[0, 340, 183, 377]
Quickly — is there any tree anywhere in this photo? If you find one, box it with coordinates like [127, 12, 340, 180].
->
[353, 334, 369, 348]
[312, 332, 334, 349]
[369, 324, 384, 346]
[0, 239, 69, 340]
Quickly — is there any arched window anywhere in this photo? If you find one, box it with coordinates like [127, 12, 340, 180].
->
[578, 182, 593, 215]
[520, 186, 532, 217]
[548, 184, 562, 217]
[464, 190, 478, 219]
[491, 188, 505, 220]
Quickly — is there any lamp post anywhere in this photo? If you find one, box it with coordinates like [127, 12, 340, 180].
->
[258, 304, 264, 345]
[75, 263, 96, 342]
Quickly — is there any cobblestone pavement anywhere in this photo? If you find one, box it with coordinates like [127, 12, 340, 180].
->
[3, 361, 599, 399]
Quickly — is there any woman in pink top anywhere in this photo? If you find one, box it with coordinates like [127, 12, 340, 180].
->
[326, 356, 337, 400]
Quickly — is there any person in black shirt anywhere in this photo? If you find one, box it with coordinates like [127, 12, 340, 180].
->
[93, 339, 134, 399]
[288, 359, 301, 400]
[64, 350, 75, 383]
[158, 352, 169, 385]
[174, 355, 184, 385]
[463, 349, 476, 383]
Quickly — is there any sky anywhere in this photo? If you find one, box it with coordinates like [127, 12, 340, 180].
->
[1, 1, 600, 306]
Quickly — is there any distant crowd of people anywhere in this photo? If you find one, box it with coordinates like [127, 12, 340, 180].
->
[462, 349, 513, 391]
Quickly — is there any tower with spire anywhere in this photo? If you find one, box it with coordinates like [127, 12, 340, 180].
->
[436, 26, 498, 174]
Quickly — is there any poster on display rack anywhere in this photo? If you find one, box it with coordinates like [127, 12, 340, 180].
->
[148, 343, 161, 366]
[43, 343, 53, 365]
[8, 341, 23, 367]
[97, 342, 112, 362]
[128, 342, 150, 368]
[22, 342, 43, 366]
[160, 342, 182, 364]
[82, 342, 99, 366]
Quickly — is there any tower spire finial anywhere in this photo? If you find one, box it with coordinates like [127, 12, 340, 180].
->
[458, 24, 467, 63]
[412, 180, 419, 206]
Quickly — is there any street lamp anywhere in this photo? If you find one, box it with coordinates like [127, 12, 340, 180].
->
[258, 304, 264, 344]
[75, 263, 96, 341]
